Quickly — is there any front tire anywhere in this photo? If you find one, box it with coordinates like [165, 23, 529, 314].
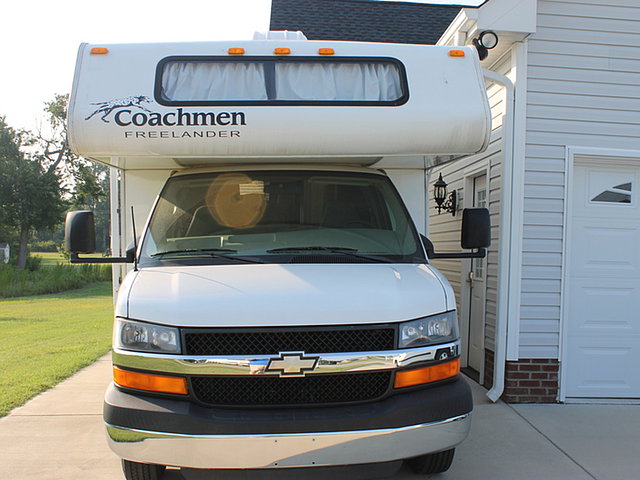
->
[121, 460, 166, 480]
[405, 448, 455, 475]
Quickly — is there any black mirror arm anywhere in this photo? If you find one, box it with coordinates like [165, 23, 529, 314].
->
[429, 248, 486, 260]
[70, 250, 135, 264]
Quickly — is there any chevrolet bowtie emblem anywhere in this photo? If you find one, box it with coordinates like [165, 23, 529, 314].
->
[266, 352, 319, 377]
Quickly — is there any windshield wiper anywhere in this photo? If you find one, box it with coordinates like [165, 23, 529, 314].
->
[267, 246, 356, 253]
[151, 248, 264, 264]
[266, 246, 392, 263]
[152, 248, 237, 256]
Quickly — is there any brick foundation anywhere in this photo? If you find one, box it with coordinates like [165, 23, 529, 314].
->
[504, 358, 559, 403]
[482, 350, 559, 403]
[483, 349, 495, 390]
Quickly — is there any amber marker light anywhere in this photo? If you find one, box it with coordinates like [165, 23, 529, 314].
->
[318, 48, 335, 55]
[113, 367, 188, 395]
[228, 47, 245, 55]
[449, 49, 465, 57]
[274, 47, 291, 55]
[394, 358, 460, 389]
[90, 47, 109, 55]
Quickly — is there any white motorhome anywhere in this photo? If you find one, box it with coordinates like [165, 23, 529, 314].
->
[65, 34, 492, 479]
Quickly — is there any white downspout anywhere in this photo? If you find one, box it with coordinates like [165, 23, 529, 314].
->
[481, 69, 516, 402]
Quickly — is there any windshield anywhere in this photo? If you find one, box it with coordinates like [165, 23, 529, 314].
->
[139, 170, 424, 266]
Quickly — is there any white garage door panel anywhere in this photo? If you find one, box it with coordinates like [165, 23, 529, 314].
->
[565, 339, 640, 398]
[573, 225, 640, 275]
[568, 280, 640, 333]
[564, 162, 640, 399]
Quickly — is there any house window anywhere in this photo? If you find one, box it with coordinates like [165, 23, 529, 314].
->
[474, 189, 487, 278]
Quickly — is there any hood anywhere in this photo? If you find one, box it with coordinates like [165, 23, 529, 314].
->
[120, 263, 452, 327]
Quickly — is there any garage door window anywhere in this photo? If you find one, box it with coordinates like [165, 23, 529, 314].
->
[588, 170, 634, 205]
[591, 183, 632, 204]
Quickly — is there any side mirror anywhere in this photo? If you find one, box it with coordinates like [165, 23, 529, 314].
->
[461, 208, 490, 249]
[423, 208, 490, 260]
[65, 211, 96, 254]
[65, 210, 134, 264]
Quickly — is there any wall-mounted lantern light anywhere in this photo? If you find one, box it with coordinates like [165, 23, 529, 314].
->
[472, 30, 499, 61]
[434, 173, 457, 216]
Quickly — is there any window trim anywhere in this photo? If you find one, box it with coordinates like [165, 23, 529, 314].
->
[154, 55, 410, 107]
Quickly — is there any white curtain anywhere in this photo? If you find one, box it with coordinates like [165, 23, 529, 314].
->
[275, 62, 401, 101]
[162, 62, 267, 101]
[161, 61, 402, 102]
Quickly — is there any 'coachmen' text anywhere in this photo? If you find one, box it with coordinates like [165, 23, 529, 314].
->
[114, 109, 246, 127]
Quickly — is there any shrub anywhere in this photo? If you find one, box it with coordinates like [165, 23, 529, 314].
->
[0, 262, 111, 297]
[24, 255, 43, 272]
[57, 244, 71, 261]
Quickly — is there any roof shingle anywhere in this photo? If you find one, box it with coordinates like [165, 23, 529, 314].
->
[270, 0, 465, 45]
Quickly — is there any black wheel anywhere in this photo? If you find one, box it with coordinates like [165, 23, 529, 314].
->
[405, 448, 455, 475]
[121, 459, 166, 480]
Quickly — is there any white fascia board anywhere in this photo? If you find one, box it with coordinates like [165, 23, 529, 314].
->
[436, 0, 538, 49]
[437, 9, 478, 46]
[476, 0, 537, 35]
[438, 0, 536, 47]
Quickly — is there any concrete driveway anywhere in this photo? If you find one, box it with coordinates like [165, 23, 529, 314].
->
[1, 355, 638, 479]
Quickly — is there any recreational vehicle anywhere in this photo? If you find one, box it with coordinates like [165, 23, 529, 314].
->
[65, 34, 491, 479]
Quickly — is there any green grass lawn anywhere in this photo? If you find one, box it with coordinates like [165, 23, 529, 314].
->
[33, 251, 69, 266]
[0, 281, 114, 417]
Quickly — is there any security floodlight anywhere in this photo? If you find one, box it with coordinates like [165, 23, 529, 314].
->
[472, 31, 499, 61]
[478, 31, 498, 49]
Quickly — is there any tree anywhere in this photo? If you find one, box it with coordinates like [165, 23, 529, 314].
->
[69, 162, 110, 251]
[0, 116, 67, 269]
[0, 95, 110, 267]
[35, 94, 110, 251]
[0, 118, 23, 250]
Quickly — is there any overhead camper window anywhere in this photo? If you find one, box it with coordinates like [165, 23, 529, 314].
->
[155, 57, 408, 106]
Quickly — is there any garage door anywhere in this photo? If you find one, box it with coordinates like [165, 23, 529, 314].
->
[564, 162, 640, 399]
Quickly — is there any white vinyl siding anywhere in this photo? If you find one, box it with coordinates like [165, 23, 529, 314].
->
[429, 133, 503, 318]
[520, 0, 640, 358]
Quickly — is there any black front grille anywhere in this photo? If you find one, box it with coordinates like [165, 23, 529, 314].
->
[184, 326, 396, 355]
[190, 371, 392, 407]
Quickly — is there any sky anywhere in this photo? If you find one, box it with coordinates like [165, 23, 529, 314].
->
[1, 0, 481, 133]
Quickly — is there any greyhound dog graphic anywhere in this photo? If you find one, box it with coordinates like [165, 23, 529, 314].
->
[85, 95, 152, 123]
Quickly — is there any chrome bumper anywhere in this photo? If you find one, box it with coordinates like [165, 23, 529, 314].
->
[111, 341, 460, 376]
[106, 413, 470, 469]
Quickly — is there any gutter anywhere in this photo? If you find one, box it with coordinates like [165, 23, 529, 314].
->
[481, 69, 516, 402]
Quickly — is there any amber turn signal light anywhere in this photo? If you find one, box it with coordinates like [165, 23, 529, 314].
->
[449, 50, 465, 57]
[228, 48, 245, 55]
[113, 367, 188, 395]
[318, 48, 335, 55]
[394, 358, 460, 389]
[90, 47, 109, 55]
[274, 47, 291, 55]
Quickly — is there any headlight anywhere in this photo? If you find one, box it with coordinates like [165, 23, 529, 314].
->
[115, 318, 181, 354]
[399, 311, 459, 349]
